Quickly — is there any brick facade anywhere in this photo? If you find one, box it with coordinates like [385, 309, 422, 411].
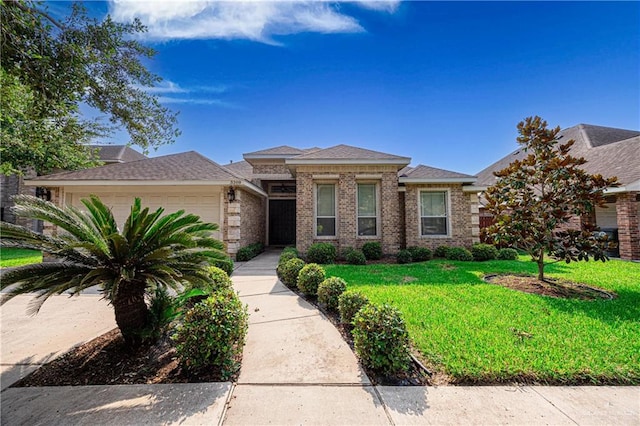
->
[1, 172, 39, 231]
[404, 183, 479, 249]
[252, 163, 291, 175]
[223, 186, 266, 259]
[616, 191, 640, 261]
[295, 165, 402, 255]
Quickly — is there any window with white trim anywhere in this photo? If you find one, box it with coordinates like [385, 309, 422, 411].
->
[420, 191, 449, 236]
[316, 184, 336, 237]
[357, 183, 378, 236]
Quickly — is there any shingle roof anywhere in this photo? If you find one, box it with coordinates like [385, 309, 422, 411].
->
[401, 164, 476, 181]
[35, 151, 245, 182]
[90, 145, 147, 163]
[287, 144, 411, 164]
[244, 145, 307, 156]
[223, 160, 254, 180]
[476, 124, 640, 187]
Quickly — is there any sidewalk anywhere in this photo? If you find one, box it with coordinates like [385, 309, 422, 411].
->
[1, 251, 638, 425]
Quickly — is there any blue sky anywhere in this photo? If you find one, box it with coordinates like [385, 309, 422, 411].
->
[80, 1, 638, 175]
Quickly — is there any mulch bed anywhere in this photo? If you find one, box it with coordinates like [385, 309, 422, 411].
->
[13, 329, 239, 387]
[484, 274, 616, 300]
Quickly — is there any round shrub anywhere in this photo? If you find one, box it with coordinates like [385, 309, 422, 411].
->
[352, 303, 411, 375]
[471, 243, 498, 261]
[396, 249, 412, 264]
[306, 242, 337, 264]
[346, 249, 366, 265]
[278, 258, 306, 288]
[434, 246, 450, 258]
[317, 277, 347, 311]
[185, 266, 232, 295]
[407, 246, 432, 262]
[279, 250, 298, 264]
[297, 263, 326, 296]
[362, 241, 382, 260]
[338, 290, 370, 325]
[212, 257, 234, 276]
[497, 247, 519, 260]
[446, 246, 474, 261]
[172, 288, 248, 379]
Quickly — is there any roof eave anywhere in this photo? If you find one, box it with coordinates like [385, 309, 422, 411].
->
[399, 177, 478, 184]
[286, 158, 411, 166]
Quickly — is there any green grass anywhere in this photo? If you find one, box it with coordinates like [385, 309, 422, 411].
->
[325, 257, 640, 384]
[0, 248, 42, 268]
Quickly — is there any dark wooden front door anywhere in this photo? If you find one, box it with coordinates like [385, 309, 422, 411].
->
[269, 199, 296, 246]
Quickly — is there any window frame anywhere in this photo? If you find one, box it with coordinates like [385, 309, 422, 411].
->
[419, 189, 451, 237]
[356, 181, 380, 238]
[314, 182, 337, 238]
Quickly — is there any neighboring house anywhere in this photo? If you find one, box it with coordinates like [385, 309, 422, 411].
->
[476, 124, 640, 261]
[1, 145, 146, 232]
[26, 144, 482, 258]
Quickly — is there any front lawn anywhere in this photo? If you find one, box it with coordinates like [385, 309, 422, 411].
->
[325, 257, 640, 384]
[0, 248, 42, 268]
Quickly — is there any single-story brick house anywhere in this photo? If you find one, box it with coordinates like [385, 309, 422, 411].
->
[27, 144, 483, 258]
[476, 124, 640, 261]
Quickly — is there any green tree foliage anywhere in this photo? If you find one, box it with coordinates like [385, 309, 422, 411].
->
[0, 0, 179, 175]
[0, 195, 226, 347]
[485, 116, 618, 281]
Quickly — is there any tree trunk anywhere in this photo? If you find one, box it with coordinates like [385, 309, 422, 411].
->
[537, 249, 545, 281]
[113, 281, 149, 348]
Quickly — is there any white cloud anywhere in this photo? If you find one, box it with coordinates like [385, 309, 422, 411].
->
[157, 96, 236, 108]
[108, 1, 399, 42]
[142, 80, 229, 94]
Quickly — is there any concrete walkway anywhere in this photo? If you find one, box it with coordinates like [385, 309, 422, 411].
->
[1, 252, 639, 425]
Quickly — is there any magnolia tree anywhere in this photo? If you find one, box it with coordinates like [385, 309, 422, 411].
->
[485, 116, 618, 281]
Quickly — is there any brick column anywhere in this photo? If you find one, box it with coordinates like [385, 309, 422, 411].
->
[616, 192, 640, 261]
[469, 193, 480, 244]
[224, 187, 241, 259]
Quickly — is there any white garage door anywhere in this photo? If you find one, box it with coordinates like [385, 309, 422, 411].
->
[67, 190, 222, 239]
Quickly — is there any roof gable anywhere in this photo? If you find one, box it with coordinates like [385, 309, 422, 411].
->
[400, 164, 476, 183]
[286, 144, 411, 166]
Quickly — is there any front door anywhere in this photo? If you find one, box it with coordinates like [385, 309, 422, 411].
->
[269, 199, 296, 246]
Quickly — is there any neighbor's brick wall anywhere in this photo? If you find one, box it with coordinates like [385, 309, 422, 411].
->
[404, 183, 478, 249]
[1, 172, 38, 230]
[616, 191, 640, 261]
[295, 165, 402, 255]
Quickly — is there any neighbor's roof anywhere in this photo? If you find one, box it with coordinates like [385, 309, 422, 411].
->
[399, 164, 476, 183]
[28, 151, 267, 196]
[90, 145, 147, 163]
[476, 124, 640, 188]
[286, 144, 411, 166]
[223, 160, 254, 180]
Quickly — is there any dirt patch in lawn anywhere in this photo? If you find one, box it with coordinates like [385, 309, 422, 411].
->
[12, 329, 239, 387]
[484, 274, 616, 300]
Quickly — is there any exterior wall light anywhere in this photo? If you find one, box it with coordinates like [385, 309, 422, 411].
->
[227, 187, 236, 202]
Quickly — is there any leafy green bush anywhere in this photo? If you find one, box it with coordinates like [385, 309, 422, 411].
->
[353, 303, 411, 375]
[279, 248, 299, 264]
[183, 266, 232, 305]
[446, 246, 474, 261]
[282, 246, 299, 256]
[346, 249, 366, 265]
[317, 277, 347, 311]
[396, 249, 412, 264]
[236, 242, 264, 261]
[407, 246, 432, 262]
[497, 247, 519, 260]
[172, 288, 248, 379]
[297, 263, 326, 296]
[212, 257, 234, 276]
[278, 258, 306, 288]
[434, 246, 449, 258]
[471, 244, 498, 261]
[306, 242, 337, 264]
[338, 290, 370, 325]
[362, 242, 382, 260]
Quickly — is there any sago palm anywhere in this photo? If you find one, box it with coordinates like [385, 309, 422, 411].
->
[1, 194, 226, 347]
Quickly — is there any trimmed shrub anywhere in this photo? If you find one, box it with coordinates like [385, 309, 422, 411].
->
[278, 258, 306, 288]
[471, 243, 498, 261]
[362, 241, 382, 260]
[212, 257, 234, 276]
[353, 303, 411, 375]
[497, 247, 519, 260]
[396, 249, 413, 264]
[407, 246, 432, 262]
[317, 277, 347, 311]
[338, 291, 370, 325]
[236, 242, 264, 262]
[434, 246, 449, 258]
[306, 242, 337, 264]
[184, 266, 232, 296]
[173, 288, 249, 379]
[297, 263, 326, 296]
[279, 250, 298, 264]
[446, 246, 474, 261]
[346, 249, 366, 265]
[282, 246, 298, 256]
[341, 246, 356, 260]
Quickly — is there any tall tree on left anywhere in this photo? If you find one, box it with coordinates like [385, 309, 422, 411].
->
[0, 0, 180, 175]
